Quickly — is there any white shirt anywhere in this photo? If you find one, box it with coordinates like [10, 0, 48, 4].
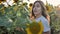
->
[35, 16, 50, 32]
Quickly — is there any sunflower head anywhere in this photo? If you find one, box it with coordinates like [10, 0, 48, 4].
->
[29, 22, 41, 34]
[0, 0, 6, 3]
[26, 20, 44, 34]
[13, 0, 18, 3]
[29, 3, 33, 7]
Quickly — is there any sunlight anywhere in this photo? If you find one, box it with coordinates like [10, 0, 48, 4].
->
[24, 0, 60, 6]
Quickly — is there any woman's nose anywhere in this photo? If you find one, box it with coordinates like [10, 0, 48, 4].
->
[33, 7, 37, 11]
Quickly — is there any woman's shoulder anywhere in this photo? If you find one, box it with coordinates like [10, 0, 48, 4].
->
[41, 16, 50, 26]
[36, 16, 48, 23]
[41, 16, 48, 21]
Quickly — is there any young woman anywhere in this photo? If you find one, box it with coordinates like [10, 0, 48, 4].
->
[30, 1, 51, 34]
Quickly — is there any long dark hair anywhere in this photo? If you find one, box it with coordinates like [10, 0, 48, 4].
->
[32, 1, 48, 18]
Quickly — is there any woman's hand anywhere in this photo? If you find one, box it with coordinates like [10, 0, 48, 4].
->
[29, 13, 35, 21]
[30, 16, 34, 21]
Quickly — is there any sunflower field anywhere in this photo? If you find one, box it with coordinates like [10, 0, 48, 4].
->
[0, 0, 60, 34]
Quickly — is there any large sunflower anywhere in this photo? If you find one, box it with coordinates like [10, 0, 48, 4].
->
[26, 20, 44, 34]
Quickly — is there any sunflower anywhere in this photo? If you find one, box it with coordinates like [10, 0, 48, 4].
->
[26, 20, 44, 34]
[0, 0, 6, 3]
[13, 0, 18, 3]
[29, 3, 33, 12]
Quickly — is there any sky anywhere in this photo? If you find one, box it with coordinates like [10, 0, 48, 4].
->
[23, 0, 60, 6]
[2, 0, 60, 7]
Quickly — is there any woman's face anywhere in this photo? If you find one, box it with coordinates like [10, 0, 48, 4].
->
[33, 2, 42, 15]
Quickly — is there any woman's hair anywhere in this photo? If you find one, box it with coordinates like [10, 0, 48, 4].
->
[32, 1, 48, 18]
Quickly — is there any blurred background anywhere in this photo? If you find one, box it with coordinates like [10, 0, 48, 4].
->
[0, 0, 60, 34]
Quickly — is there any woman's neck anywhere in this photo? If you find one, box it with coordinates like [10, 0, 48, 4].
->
[35, 14, 42, 19]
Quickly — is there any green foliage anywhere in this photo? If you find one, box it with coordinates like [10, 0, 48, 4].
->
[49, 8, 60, 34]
[0, 0, 60, 34]
[0, 1, 30, 34]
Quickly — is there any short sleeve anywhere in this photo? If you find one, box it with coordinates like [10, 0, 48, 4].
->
[35, 16, 50, 32]
[42, 20, 50, 32]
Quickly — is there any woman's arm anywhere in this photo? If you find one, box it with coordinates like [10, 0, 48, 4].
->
[43, 16, 51, 34]
[46, 15, 50, 24]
